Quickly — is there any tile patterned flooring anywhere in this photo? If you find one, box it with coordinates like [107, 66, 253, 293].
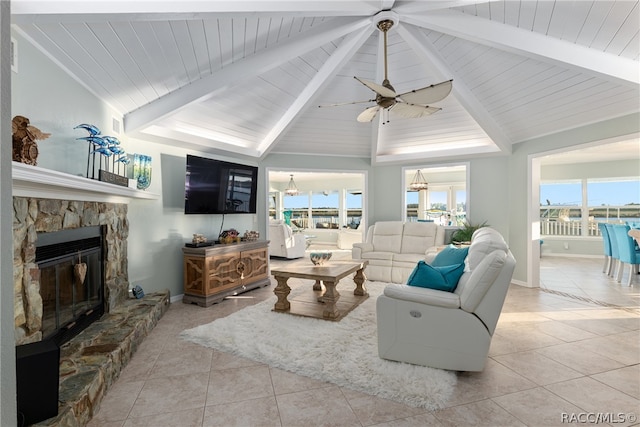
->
[88, 252, 639, 427]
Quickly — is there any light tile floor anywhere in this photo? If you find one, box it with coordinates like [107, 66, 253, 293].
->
[89, 251, 639, 427]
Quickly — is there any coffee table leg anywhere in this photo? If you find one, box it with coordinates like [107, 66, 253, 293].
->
[313, 280, 323, 291]
[322, 280, 340, 319]
[273, 276, 291, 311]
[353, 266, 368, 296]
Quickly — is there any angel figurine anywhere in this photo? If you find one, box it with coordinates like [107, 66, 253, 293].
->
[12, 115, 51, 166]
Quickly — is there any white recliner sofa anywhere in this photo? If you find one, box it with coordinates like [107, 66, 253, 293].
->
[352, 221, 445, 283]
[268, 220, 306, 259]
[376, 227, 516, 372]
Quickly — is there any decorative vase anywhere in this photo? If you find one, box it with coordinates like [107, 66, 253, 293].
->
[133, 154, 152, 190]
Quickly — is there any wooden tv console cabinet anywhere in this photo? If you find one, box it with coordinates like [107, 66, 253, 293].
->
[182, 240, 270, 307]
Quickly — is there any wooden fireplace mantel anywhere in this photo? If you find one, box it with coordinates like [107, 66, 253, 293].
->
[12, 161, 159, 204]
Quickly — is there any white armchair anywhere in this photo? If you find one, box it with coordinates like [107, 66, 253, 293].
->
[336, 226, 363, 249]
[269, 220, 306, 259]
[376, 227, 516, 371]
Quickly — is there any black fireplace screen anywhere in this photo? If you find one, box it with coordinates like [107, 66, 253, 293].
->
[36, 226, 105, 346]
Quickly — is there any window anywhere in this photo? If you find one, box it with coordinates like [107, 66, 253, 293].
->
[312, 191, 339, 229]
[268, 171, 365, 230]
[540, 178, 640, 236]
[404, 165, 468, 225]
[346, 191, 362, 229]
[283, 193, 309, 228]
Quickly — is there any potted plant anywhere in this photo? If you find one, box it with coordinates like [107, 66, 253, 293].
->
[451, 221, 488, 244]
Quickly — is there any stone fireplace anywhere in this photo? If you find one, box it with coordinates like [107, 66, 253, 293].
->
[13, 196, 130, 346]
[12, 163, 169, 426]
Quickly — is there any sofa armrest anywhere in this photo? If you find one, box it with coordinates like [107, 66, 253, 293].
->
[352, 242, 373, 260]
[353, 242, 372, 251]
[383, 283, 461, 308]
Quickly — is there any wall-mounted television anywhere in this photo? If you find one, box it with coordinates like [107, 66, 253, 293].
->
[184, 154, 258, 214]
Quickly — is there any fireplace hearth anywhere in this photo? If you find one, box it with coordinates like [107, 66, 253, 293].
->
[36, 226, 105, 347]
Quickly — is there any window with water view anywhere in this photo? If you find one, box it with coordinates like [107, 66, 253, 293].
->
[540, 178, 640, 236]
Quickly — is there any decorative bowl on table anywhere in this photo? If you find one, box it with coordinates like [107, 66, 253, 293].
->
[310, 251, 332, 266]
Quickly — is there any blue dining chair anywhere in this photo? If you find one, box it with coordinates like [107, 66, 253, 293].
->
[597, 223, 613, 274]
[612, 224, 640, 286]
[604, 223, 619, 278]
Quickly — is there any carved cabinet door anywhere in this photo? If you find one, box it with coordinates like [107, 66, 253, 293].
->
[207, 252, 242, 293]
[239, 247, 269, 284]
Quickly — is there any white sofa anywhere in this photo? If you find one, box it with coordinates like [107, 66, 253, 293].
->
[376, 227, 516, 371]
[352, 221, 445, 283]
[268, 220, 306, 259]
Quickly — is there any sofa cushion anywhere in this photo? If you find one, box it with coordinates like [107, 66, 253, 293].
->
[371, 221, 403, 253]
[407, 261, 465, 292]
[432, 244, 469, 267]
[393, 253, 426, 264]
[360, 251, 394, 261]
[400, 222, 439, 254]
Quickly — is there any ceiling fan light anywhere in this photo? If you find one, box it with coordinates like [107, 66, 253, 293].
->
[285, 174, 299, 196]
[409, 170, 429, 191]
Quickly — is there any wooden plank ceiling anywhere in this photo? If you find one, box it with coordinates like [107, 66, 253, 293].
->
[11, 0, 639, 164]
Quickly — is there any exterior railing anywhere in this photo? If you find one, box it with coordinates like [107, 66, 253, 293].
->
[540, 219, 601, 236]
[540, 205, 639, 236]
[269, 209, 361, 230]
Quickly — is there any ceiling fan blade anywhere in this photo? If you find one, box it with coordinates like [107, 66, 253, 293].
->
[354, 77, 396, 98]
[318, 99, 375, 108]
[391, 102, 441, 119]
[357, 105, 381, 122]
[398, 79, 453, 105]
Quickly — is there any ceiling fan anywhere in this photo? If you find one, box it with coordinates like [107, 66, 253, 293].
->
[322, 19, 453, 123]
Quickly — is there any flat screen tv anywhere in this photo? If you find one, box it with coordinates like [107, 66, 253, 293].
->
[184, 154, 258, 214]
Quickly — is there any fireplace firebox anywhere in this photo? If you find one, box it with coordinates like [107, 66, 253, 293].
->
[35, 226, 106, 347]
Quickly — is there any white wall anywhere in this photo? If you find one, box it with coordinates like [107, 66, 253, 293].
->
[370, 165, 403, 223]
[467, 157, 510, 239]
[542, 159, 639, 181]
[11, 31, 119, 176]
[1, 2, 17, 424]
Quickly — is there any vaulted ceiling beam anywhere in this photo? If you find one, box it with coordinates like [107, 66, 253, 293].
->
[124, 16, 371, 133]
[402, 9, 639, 87]
[393, 0, 482, 15]
[396, 23, 512, 154]
[11, 0, 380, 22]
[371, 25, 387, 164]
[259, 24, 375, 157]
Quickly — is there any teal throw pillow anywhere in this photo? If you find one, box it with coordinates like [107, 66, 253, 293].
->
[406, 261, 465, 292]
[432, 244, 469, 267]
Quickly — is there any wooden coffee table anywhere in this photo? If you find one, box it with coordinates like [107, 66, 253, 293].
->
[271, 260, 368, 321]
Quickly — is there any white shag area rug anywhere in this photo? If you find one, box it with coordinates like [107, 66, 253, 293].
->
[180, 281, 456, 410]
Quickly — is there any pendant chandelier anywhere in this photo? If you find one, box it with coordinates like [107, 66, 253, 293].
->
[285, 174, 299, 196]
[408, 169, 429, 191]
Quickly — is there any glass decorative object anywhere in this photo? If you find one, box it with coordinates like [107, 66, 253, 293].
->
[133, 154, 152, 190]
